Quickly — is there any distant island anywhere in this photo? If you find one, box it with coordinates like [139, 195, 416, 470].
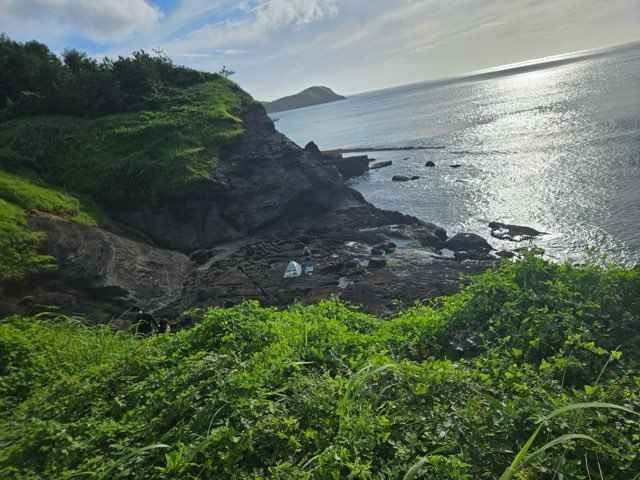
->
[262, 86, 346, 113]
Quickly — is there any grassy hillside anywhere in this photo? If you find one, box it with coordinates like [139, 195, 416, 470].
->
[0, 36, 255, 281]
[1, 254, 638, 479]
[0, 79, 253, 205]
[0, 171, 105, 281]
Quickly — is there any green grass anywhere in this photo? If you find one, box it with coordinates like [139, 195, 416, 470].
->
[0, 199, 55, 281]
[1, 255, 638, 479]
[0, 170, 101, 225]
[0, 79, 254, 205]
[0, 170, 106, 281]
[0, 76, 253, 281]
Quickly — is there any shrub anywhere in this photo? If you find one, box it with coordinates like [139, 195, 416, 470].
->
[1, 256, 638, 479]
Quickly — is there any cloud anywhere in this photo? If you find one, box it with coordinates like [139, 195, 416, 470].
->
[0, 0, 162, 43]
[2, 0, 639, 99]
[253, 0, 338, 30]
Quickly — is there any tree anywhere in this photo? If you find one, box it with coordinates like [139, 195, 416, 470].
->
[218, 65, 235, 78]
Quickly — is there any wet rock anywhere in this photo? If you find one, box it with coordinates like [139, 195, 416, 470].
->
[368, 257, 387, 269]
[495, 250, 516, 259]
[450, 164, 462, 168]
[445, 233, 493, 254]
[392, 175, 420, 182]
[489, 222, 549, 242]
[425, 161, 436, 167]
[370, 160, 393, 170]
[374, 241, 397, 254]
[335, 155, 370, 179]
[364, 223, 447, 249]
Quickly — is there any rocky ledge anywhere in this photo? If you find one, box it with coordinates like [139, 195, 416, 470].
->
[0, 105, 500, 326]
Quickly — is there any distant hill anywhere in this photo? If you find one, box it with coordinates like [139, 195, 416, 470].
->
[263, 86, 346, 114]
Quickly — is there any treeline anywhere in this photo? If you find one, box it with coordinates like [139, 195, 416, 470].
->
[0, 34, 218, 119]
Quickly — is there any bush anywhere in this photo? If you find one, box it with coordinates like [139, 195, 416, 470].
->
[1, 256, 638, 479]
[0, 35, 221, 119]
[0, 199, 54, 281]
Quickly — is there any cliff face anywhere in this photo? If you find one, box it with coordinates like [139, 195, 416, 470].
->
[0, 103, 377, 321]
[109, 104, 364, 252]
[1, 91, 495, 325]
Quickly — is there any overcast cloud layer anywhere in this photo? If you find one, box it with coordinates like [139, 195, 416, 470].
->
[1, 0, 639, 99]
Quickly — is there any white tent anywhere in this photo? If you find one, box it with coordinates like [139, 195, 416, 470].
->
[284, 261, 303, 279]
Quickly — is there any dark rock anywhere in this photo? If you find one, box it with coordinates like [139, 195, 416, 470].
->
[368, 257, 387, 269]
[392, 175, 420, 182]
[450, 164, 462, 168]
[111, 104, 360, 252]
[445, 233, 493, 254]
[190, 249, 211, 265]
[364, 223, 447, 249]
[370, 160, 393, 170]
[304, 141, 321, 155]
[414, 224, 447, 248]
[425, 161, 436, 167]
[374, 241, 397, 254]
[13, 215, 192, 323]
[495, 250, 516, 259]
[489, 222, 549, 242]
[1, 104, 499, 323]
[334, 155, 370, 179]
[371, 247, 385, 256]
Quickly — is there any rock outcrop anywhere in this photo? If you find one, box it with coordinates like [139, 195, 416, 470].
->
[489, 222, 548, 242]
[2, 104, 498, 324]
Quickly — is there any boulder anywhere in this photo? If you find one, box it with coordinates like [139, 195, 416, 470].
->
[363, 223, 447, 249]
[489, 222, 548, 242]
[425, 161, 436, 167]
[304, 141, 322, 155]
[335, 155, 370, 179]
[445, 233, 493, 253]
[370, 160, 393, 170]
[19, 215, 192, 323]
[393, 175, 420, 182]
[374, 241, 397, 254]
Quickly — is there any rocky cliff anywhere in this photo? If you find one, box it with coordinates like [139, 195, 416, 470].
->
[1, 84, 496, 327]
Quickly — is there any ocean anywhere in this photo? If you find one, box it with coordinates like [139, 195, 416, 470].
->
[273, 44, 640, 265]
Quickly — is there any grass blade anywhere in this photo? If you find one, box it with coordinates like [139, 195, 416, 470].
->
[543, 402, 639, 422]
[498, 425, 542, 480]
[525, 434, 600, 463]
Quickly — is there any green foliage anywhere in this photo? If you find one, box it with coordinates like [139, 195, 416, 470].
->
[0, 34, 254, 204]
[1, 256, 639, 479]
[0, 170, 101, 225]
[0, 170, 105, 281]
[0, 199, 54, 281]
[0, 78, 252, 204]
[0, 34, 222, 118]
[0, 80, 251, 206]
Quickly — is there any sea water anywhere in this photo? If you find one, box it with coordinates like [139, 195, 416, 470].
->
[274, 44, 640, 264]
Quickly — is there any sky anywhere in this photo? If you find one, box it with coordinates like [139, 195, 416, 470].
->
[1, 0, 639, 100]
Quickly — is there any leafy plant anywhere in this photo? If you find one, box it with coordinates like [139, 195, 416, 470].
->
[1, 256, 639, 478]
